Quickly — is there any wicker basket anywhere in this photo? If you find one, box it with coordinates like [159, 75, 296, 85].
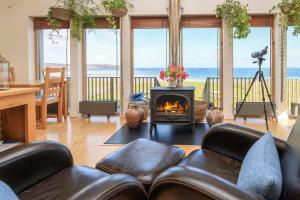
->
[128, 100, 149, 120]
[112, 8, 128, 17]
[194, 100, 208, 123]
[51, 7, 73, 21]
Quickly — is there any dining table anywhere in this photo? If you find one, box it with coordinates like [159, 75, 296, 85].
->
[10, 80, 68, 120]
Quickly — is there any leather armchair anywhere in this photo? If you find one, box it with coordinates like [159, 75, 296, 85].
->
[0, 141, 147, 200]
[149, 123, 300, 200]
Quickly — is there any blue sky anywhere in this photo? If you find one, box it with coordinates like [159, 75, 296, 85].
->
[42, 27, 300, 69]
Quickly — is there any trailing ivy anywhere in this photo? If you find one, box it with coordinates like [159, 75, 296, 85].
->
[48, 0, 99, 40]
[216, 0, 251, 39]
[271, 0, 300, 36]
[101, 0, 133, 29]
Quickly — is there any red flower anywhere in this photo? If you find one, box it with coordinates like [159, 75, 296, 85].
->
[159, 70, 165, 80]
[176, 73, 181, 78]
[182, 72, 189, 80]
[177, 66, 185, 72]
[169, 77, 175, 82]
[169, 66, 176, 73]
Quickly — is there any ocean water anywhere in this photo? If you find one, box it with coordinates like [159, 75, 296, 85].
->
[86, 67, 300, 80]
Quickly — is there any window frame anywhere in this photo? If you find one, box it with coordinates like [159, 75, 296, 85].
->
[232, 14, 275, 104]
[180, 15, 223, 109]
[82, 17, 120, 100]
[130, 16, 169, 93]
[33, 17, 70, 80]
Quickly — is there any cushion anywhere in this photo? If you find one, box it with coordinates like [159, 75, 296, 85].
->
[96, 138, 185, 190]
[0, 180, 19, 200]
[130, 93, 145, 101]
[237, 132, 282, 200]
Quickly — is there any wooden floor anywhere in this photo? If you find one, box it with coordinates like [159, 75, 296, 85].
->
[36, 116, 295, 167]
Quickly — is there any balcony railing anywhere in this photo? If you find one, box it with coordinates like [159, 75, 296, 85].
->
[203, 77, 272, 108]
[287, 78, 300, 108]
[203, 77, 300, 111]
[86, 76, 300, 112]
[203, 77, 221, 107]
[86, 77, 160, 104]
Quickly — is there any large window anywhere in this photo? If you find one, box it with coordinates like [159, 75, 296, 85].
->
[287, 27, 300, 111]
[84, 19, 120, 104]
[35, 18, 70, 79]
[233, 15, 273, 109]
[181, 16, 222, 107]
[132, 17, 169, 99]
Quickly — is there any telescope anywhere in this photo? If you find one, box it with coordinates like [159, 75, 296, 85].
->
[251, 46, 268, 59]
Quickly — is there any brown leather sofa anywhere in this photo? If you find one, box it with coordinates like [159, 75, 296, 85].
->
[149, 123, 300, 200]
[0, 142, 147, 200]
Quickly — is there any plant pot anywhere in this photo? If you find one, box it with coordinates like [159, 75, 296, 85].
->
[125, 105, 144, 128]
[206, 107, 224, 127]
[112, 8, 128, 17]
[128, 100, 149, 120]
[51, 7, 73, 21]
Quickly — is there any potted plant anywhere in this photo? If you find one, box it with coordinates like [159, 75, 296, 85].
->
[50, 7, 73, 21]
[159, 66, 189, 87]
[271, 0, 300, 36]
[48, 0, 99, 40]
[101, 0, 133, 28]
[215, 0, 251, 39]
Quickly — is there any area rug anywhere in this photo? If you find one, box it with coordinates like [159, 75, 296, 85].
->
[104, 122, 209, 145]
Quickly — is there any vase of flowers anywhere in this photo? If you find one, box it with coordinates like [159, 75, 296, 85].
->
[160, 66, 189, 88]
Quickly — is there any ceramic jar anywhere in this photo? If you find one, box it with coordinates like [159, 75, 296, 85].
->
[125, 105, 144, 128]
[206, 107, 224, 126]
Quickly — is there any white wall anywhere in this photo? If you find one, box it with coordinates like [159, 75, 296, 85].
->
[0, 0, 285, 117]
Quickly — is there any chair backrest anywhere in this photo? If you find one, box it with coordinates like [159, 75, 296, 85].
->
[42, 67, 65, 101]
[9, 67, 16, 82]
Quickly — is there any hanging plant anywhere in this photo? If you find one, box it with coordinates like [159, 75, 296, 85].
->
[48, 0, 100, 40]
[215, 0, 251, 39]
[270, 0, 300, 36]
[101, 0, 133, 29]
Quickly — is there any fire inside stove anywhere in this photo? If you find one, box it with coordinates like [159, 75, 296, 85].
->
[157, 100, 189, 113]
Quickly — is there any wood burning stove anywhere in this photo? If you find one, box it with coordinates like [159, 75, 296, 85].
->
[150, 86, 195, 134]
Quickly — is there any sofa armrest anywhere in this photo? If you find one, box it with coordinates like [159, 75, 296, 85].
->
[149, 166, 258, 200]
[71, 174, 147, 200]
[202, 123, 287, 161]
[0, 141, 73, 194]
[281, 148, 300, 200]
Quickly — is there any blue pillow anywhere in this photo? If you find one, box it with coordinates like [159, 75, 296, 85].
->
[130, 93, 144, 101]
[237, 132, 282, 200]
[0, 180, 19, 200]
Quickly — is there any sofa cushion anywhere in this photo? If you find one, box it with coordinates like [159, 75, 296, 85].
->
[237, 132, 282, 200]
[96, 138, 185, 190]
[18, 166, 108, 200]
[0, 180, 19, 200]
[179, 149, 242, 183]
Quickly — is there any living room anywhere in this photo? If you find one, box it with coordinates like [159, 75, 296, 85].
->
[0, 0, 300, 199]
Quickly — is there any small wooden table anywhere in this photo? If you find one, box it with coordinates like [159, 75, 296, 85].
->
[10, 80, 68, 119]
[0, 88, 39, 142]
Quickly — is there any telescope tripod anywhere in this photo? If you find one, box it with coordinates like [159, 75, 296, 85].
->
[234, 57, 277, 130]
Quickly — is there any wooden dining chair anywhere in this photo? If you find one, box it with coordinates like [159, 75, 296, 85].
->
[9, 67, 16, 82]
[36, 67, 65, 130]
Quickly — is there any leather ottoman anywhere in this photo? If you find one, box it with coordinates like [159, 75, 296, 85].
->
[96, 138, 185, 190]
